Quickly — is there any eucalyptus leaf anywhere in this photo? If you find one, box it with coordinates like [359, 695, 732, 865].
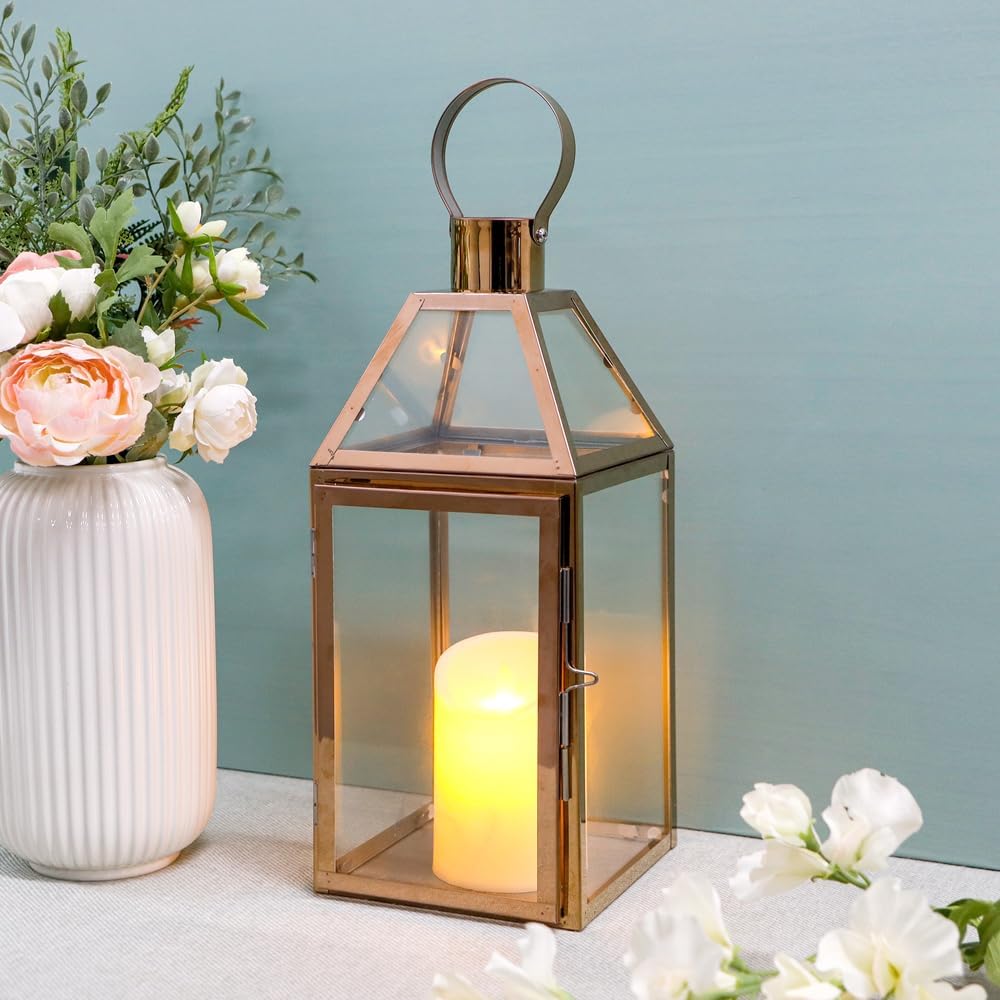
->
[78, 194, 96, 226]
[157, 160, 181, 191]
[75, 146, 90, 181]
[95, 81, 111, 104]
[19, 23, 34, 55]
[0, 105, 9, 133]
[143, 134, 159, 160]
[70, 78, 87, 114]
[1, 159, 15, 186]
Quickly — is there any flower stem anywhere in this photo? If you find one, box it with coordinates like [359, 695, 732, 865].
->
[158, 288, 213, 332]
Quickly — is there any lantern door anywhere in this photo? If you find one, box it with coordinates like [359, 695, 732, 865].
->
[568, 456, 675, 927]
[312, 484, 563, 924]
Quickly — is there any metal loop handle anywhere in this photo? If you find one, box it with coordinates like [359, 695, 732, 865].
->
[431, 77, 576, 245]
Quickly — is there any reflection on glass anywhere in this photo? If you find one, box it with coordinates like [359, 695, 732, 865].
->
[582, 472, 666, 899]
[329, 504, 542, 898]
[343, 308, 551, 459]
[538, 308, 654, 452]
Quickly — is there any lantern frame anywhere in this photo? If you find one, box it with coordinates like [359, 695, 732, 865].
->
[310, 291, 675, 930]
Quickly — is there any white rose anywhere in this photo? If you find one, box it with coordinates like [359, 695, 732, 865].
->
[168, 358, 257, 463]
[175, 200, 227, 239]
[0, 268, 60, 346]
[625, 912, 734, 1000]
[741, 783, 814, 846]
[150, 368, 190, 408]
[57, 263, 100, 319]
[215, 246, 267, 301]
[731, 840, 830, 901]
[821, 769, 923, 874]
[816, 878, 984, 1000]
[762, 954, 842, 1000]
[188, 257, 215, 297]
[141, 326, 176, 367]
[659, 873, 734, 961]
[0, 305, 23, 352]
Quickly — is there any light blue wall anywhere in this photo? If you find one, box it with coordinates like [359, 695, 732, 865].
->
[22, 1, 1000, 867]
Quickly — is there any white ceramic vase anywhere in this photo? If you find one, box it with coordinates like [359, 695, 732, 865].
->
[0, 457, 216, 880]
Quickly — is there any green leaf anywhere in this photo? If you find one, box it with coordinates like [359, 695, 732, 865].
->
[95, 269, 117, 293]
[70, 78, 87, 113]
[67, 332, 103, 349]
[143, 134, 160, 160]
[47, 221, 95, 265]
[88, 189, 134, 265]
[107, 319, 148, 360]
[173, 328, 190, 352]
[985, 934, 1000, 985]
[0, 105, 9, 133]
[75, 146, 89, 182]
[225, 295, 267, 330]
[126, 409, 168, 462]
[157, 160, 181, 191]
[115, 245, 166, 286]
[939, 899, 994, 937]
[47, 291, 71, 337]
[20, 23, 34, 55]
[96, 82, 111, 104]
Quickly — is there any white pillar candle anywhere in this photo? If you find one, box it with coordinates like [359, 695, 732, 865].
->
[432, 631, 538, 893]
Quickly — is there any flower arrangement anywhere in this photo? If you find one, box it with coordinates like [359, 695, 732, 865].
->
[0, 4, 312, 467]
[434, 768, 999, 1000]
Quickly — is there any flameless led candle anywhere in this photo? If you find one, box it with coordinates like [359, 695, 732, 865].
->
[432, 630, 538, 893]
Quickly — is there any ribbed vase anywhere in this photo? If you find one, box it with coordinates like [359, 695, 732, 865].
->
[0, 457, 216, 880]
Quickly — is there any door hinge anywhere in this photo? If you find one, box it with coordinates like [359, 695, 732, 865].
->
[559, 690, 571, 801]
[313, 781, 318, 827]
[559, 567, 572, 624]
[310, 529, 317, 578]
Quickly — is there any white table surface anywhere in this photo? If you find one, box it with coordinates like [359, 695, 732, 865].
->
[1, 770, 997, 1000]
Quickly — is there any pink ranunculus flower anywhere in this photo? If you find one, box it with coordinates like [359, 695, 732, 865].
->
[0, 340, 161, 467]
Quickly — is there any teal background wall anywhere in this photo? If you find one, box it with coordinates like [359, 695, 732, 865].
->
[21, 2, 1000, 867]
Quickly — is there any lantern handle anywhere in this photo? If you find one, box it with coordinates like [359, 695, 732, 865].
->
[431, 77, 576, 246]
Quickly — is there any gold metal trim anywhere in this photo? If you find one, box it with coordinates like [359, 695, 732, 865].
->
[336, 803, 434, 875]
[451, 218, 544, 293]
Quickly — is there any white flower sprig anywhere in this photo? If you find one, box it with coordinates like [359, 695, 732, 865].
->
[433, 768, 998, 1000]
[731, 768, 923, 900]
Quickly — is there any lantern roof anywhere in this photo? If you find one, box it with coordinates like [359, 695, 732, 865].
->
[312, 289, 671, 479]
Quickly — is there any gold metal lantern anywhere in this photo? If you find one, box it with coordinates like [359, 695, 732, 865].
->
[310, 78, 675, 929]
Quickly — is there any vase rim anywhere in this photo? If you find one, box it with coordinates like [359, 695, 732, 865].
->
[12, 456, 168, 477]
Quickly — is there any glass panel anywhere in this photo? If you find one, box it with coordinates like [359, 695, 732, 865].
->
[329, 501, 544, 901]
[332, 505, 433, 865]
[538, 308, 655, 454]
[581, 472, 667, 901]
[343, 309, 452, 451]
[342, 308, 551, 460]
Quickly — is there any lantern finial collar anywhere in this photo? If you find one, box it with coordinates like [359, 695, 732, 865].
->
[432, 78, 576, 293]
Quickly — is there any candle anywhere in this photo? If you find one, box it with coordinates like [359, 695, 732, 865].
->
[432, 630, 538, 893]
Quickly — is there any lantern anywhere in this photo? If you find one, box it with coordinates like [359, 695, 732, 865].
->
[310, 78, 674, 929]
